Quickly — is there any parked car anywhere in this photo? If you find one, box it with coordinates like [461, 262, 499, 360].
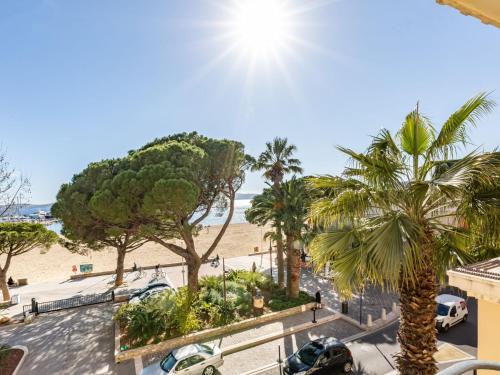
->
[129, 282, 171, 303]
[284, 337, 353, 374]
[435, 294, 468, 332]
[141, 343, 223, 375]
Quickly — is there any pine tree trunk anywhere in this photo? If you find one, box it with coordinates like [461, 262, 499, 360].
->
[0, 269, 10, 301]
[114, 247, 126, 287]
[286, 235, 301, 298]
[186, 253, 201, 293]
[276, 225, 285, 288]
[396, 242, 438, 375]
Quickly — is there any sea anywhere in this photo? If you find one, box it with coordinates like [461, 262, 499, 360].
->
[44, 198, 252, 234]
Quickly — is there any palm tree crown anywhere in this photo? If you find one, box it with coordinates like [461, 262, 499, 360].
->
[252, 137, 303, 186]
[308, 93, 500, 374]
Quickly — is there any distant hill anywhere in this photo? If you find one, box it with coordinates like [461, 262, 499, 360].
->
[235, 193, 256, 200]
[1, 203, 53, 216]
[2, 196, 255, 217]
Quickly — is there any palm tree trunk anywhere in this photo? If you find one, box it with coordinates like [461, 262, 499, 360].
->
[286, 235, 301, 298]
[396, 242, 438, 375]
[276, 225, 285, 288]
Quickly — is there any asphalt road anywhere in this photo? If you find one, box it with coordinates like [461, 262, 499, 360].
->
[347, 297, 478, 375]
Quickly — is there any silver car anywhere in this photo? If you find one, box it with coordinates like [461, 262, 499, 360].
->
[141, 343, 223, 375]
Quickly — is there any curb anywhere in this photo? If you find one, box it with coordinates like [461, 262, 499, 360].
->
[10, 345, 29, 375]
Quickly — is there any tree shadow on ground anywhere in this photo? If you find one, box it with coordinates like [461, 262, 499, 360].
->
[0, 303, 133, 375]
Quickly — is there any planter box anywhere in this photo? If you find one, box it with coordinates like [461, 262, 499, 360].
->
[115, 301, 317, 363]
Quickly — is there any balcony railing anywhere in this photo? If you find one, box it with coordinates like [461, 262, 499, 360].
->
[438, 360, 500, 374]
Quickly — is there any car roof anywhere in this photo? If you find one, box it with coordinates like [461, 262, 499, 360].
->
[313, 337, 345, 349]
[436, 294, 464, 306]
[172, 344, 208, 361]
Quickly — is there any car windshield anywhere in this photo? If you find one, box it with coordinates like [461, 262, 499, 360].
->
[436, 303, 450, 316]
[297, 342, 323, 367]
[160, 353, 177, 372]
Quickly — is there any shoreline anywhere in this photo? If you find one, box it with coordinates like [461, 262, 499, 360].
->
[2, 223, 269, 284]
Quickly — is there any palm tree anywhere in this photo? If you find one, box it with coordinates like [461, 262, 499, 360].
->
[252, 137, 303, 288]
[308, 93, 500, 375]
[281, 177, 309, 298]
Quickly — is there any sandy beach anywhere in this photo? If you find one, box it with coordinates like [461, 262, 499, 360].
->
[3, 223, 270, 284]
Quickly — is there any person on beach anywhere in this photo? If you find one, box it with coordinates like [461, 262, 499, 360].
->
[211, 254, 220, 267]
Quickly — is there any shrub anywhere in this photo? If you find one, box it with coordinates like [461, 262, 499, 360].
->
[115, 270, 313, 348]
[114, 289, 182, 346]
[173, 288, 201, 335]
[268, 289, 314, 311]
[226, 270, 274, 292]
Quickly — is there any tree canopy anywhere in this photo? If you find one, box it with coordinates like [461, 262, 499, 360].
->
[52, 158, 150, 285]
[0, 222, 58, 300]
[129, 132, 250, 291]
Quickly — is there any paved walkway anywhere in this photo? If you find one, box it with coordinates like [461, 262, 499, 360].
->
[2, 254, 274, 319]
[0, 304, 133, 375]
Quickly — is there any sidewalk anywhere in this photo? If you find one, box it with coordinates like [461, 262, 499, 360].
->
[2, 254, 275, 319]
[0, 304, 133, 375]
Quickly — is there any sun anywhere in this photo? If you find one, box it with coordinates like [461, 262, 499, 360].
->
[229, 0, 292, 60]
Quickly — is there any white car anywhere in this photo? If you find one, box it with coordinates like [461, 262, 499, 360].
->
[435, 294, 468, 332]
[129, 283, 171, 304]
[141, 343, 224, 375]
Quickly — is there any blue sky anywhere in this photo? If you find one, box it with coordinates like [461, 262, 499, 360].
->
[1, 0, 500, 203]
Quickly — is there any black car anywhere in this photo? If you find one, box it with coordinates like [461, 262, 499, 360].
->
[284, 337, 353, 374]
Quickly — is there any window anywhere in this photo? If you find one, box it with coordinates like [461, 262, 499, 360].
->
[450, 306, 457, 316]
[176, 358, 191, 371]
[436, 303, 449, 316]
[297, 342, 323, 367]
[460, 301, 466, 310]
[188, 355, 205, 366]
[176, 355, 205, 371]
[330, 348, 345, 363]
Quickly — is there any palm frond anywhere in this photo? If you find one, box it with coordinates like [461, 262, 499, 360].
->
[428, 92, 495, 158]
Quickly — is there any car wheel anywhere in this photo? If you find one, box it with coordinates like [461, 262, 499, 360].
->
[443, 324, 450, 332]
[462, 314, 468, 323]
[343, 362, 352, 373]
[203, 365, 216, 375]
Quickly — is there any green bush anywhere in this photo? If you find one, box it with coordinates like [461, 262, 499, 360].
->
[114, 289, 178, 345]
[115, 270, 314, 348]
[198, 276, 252, 323]
[226, 270, 274, 292]
[173, 288, 201, 335]
[268, 289, 314, 311]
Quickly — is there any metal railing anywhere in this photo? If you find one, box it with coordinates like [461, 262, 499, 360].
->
[438, 360, 500, 374]
[23, 291, 114, 317]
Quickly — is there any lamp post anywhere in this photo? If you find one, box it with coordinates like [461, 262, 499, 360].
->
[181, 258, 186, 286]
[269, 245, 273, 282]
[223, 257, 227, 306]
[278, 345, 283, 375]
[359, 285, 364, 325]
